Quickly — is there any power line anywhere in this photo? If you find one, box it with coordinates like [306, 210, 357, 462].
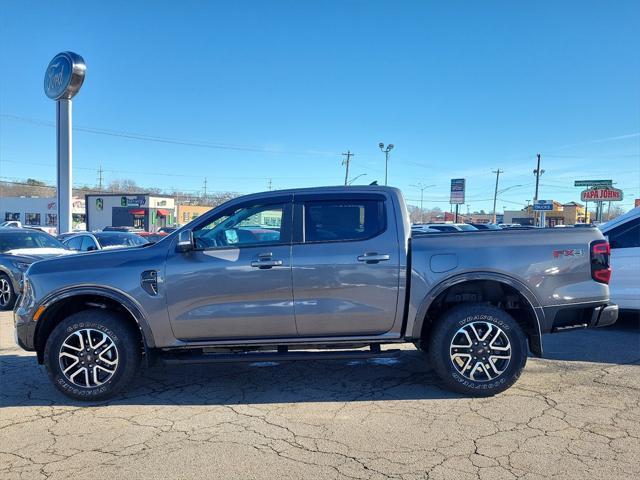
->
[0, 159, 339, 181]
[0, 113, 340, 157]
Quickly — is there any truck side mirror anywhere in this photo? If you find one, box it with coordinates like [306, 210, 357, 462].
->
[176, 229, 194, 253]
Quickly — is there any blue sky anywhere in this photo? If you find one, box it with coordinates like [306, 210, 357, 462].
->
[1, 1, 639, 212]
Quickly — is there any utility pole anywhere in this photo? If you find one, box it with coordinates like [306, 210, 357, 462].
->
[342, 150, 354, 186]
[492, 169, 504, 224]
[378, 143, 394, 186]
[203, 177, 208, 198]
[533, 154, 544, 226]
[97, 165, 104, 192]
[267, 179, 272, 191]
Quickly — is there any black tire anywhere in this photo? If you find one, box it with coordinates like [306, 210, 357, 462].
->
[413, 340, 427, 354]
[428, 303, 527, 396]
[0, 273, 16, 311]
[44, 309, 142, 401]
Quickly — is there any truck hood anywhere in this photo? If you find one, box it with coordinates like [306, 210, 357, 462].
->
[26, 242, 163, 277]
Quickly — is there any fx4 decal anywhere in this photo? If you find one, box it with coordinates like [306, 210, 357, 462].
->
[553, 249, 584, 258]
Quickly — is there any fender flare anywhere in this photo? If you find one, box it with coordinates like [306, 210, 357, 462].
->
[411, 271, 544, 356]
[34, 285, 156, 352]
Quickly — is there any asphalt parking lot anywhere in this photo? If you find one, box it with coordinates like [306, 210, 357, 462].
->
[1, 311, 639, 480]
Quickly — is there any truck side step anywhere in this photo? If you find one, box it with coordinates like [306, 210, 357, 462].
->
[161, 347, 401, 365]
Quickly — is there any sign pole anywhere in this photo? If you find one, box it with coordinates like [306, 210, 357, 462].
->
[57, 99, 73, 234]
[44, 51, 86, 234]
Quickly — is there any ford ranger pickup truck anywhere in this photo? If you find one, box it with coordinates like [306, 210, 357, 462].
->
[14, 186, 618, 400]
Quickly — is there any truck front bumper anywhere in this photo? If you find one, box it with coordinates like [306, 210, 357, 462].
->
[14, 304, 37, 351]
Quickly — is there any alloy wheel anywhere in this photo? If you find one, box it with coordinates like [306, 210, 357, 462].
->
[0, 278, 11, 307]
[58, 328, 119, 388]
[449, 321, 512, 382]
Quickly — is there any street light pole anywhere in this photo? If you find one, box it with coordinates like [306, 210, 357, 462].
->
[347, 173, 367, 185]
[379, 143, 394, 186]
[410, 182, 435, 223]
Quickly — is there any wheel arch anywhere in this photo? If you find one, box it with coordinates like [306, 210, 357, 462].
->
[33, 287, 154, 363]
[412, 272, 544, 357]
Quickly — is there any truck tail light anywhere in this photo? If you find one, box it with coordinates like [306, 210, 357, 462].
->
[590, 240, 611, 284]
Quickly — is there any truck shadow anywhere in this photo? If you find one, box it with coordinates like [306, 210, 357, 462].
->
[1, 315, 638, 408]
[1, 351, 459, 407]
[541, 312, 640, 363]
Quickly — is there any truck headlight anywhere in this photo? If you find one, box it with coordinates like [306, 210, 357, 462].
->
[20, 276, 35, 310]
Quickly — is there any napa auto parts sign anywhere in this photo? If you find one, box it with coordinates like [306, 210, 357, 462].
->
[580, 187, 623, 202]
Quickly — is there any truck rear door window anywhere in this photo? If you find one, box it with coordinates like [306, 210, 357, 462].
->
[303, 200, 385, 243]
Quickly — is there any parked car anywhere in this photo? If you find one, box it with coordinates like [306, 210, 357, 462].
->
[599, 207, 640, 312]
[0, 229, 71, 310]
[61, 231, 149, 251]
[15, 186, 617, 400]
[158, 227, 178, 234]
[0, 220, 23, 228]
[470, 223, 502, 230]
[137, 231, 168, 243]
[425, 223, 478, 232]
[103, 226, 143, 233]
[498, 223, 523, 229]
[411, 225, 440, 234]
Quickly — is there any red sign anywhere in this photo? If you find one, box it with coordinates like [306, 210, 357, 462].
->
[580, 187, 623, 202]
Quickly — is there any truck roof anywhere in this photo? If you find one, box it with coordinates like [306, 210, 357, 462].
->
[234, 185, 403, 201]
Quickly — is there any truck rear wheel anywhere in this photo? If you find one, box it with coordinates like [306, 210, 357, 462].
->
[44, 309, 141, 401]
[428, 304, 527, 396]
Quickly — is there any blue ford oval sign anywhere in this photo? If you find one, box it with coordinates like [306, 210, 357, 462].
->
[44, 52, 86, 100]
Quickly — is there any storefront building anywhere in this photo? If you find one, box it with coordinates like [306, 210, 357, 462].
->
[503, 201, 589, 227]
[176, 205, 212, 226]
[1, 197, 86, 233]
[85, 194, 175, 232]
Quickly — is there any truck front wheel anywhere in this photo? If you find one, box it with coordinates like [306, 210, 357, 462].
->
[428, 304, 527, 396]
[43, 309, 141, 401]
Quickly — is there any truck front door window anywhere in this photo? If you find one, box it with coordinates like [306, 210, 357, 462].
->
[194, 204, 285, 249]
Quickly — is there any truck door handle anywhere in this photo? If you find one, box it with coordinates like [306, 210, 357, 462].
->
[357, 253, 390, 264]
[251, 259, 284, 269]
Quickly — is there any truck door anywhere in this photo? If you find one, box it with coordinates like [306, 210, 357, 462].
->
[291, 193, 401, 336]
[165, 195, 296, 340]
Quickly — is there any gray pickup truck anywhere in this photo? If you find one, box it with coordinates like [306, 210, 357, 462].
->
[14, 186, 617, 400]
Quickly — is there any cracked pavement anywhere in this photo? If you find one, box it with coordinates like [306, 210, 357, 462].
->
[1, 311, 639, 480]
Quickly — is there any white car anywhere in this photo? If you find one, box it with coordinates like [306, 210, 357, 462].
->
[423, 223, 478, 233]
[599, 207, 640, 312]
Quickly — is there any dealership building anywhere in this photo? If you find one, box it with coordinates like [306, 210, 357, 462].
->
[1, 197, 86, 233]
[85, 194, 175, 232]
